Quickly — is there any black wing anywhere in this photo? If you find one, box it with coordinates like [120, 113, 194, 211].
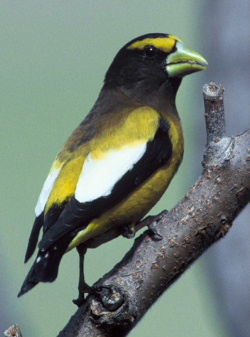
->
[38, 117, 172, 252]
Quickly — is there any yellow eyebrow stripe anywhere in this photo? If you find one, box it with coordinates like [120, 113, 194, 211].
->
[127, 35, 182, 53]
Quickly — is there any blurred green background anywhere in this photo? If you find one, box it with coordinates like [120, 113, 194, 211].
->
[1, 1, 248, 336]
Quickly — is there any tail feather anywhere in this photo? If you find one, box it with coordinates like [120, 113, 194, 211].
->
[18, 248, 64, 297]
[24, 214, 44, 263]
[19, 228, 75, 297]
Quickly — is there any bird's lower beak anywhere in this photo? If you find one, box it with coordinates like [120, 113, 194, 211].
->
[166, 41, 208, 78]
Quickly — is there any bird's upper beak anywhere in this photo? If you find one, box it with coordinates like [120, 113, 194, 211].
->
[166, 41, 208, 78]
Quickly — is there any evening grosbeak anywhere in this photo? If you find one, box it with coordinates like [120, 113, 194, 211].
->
[18, 33, 207, 303]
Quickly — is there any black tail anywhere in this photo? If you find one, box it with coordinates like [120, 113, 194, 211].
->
[24, 213, 44, 263]
[18, 247, 64, 297]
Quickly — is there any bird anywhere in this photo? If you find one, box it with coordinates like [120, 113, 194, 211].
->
[18, 33, 207, 304]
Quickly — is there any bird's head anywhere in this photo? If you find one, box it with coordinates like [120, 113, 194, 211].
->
[104, 33, 207, 103]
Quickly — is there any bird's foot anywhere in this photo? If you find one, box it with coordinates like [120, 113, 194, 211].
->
[73, 293, 86, 307]
[121, 223, 136, 239]
[72, 283, 93, 307]
[73, 284, 125, 311]
[145, 210, 168, 241]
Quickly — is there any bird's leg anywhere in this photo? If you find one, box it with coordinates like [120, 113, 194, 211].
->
[140, 210, 168, 240]
[121, 223, 136, 238]
[122, 210, 168, 240]
[73, 243, 91, 307]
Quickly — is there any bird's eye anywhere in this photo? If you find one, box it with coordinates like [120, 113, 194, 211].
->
[144, 46, 156, 58]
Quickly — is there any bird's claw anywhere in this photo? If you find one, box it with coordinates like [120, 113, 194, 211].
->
[73, 283, 93, 307]
[146, 210, 168, 241]
[73, 293, 86, 307]
[122, 224, 136, 238]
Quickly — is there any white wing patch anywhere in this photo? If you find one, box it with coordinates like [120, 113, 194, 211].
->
[35, 167, 61, 216]
[75, 143, 147, 203]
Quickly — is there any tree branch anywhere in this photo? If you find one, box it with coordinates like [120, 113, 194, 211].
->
[203, 82, 225, 143]
[4, 325, 23, 337]
[10, 83, 249, 337]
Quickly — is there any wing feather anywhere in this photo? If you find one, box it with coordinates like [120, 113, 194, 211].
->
[34, 164, 62, 217]
[39, 116, 172, 251]
[26, 104, 166, 259]
[75, 143, 146, 203]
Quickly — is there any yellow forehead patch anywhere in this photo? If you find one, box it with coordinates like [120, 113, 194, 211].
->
[127, 35, 182, 53]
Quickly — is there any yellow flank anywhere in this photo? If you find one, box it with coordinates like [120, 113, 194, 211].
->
[127, 35, 182, 53]
[45, 156, 85, 213]
[67, 152, 182, 251]
[67, 113, 184, 251]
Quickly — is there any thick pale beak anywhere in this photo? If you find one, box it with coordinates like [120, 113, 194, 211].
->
[166, 41, 208, 77]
